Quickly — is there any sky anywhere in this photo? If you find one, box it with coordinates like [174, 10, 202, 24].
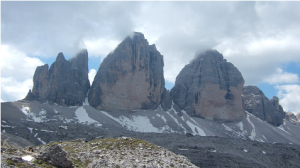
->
[1, 1, 300, 114]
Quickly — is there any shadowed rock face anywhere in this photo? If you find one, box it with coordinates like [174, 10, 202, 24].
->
[242, 86, 284, 126]
[170, 50, 245, 121]
[88, 32, 168, 111]
[24, 49, 90, 106]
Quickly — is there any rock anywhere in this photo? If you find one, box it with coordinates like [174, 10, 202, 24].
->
[270, 96, 286, 119]
[88, 32, 166, 111]
[285, 112, 300, 125]
[24, 49, 90, 106]
[36, 144, 73, 168]
[160, 89, 172, 111]
[242, 86, 284, 126]
[88, 159, 108, 168]
[11, 157, 23, 163]
[170, 50, 245, 121]
[24, 89, 36, 101]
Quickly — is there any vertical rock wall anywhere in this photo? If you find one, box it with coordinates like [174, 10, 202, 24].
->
[171, 50, 245, 121]
[25, 49, 90, 106]
[242, 86, 284, 126]
[88, 32, 167, 111]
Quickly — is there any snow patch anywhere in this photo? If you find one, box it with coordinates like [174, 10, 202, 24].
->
[262, 151, 266, 154]
[277, 125, 291, 135]
[22, 155, 34, 162]
[37, 138, 46, 145]
[166, 111, 187, 133]
[75, 107, 101, 126]
[83, 90, 90, 105]
[262, 135, 267, 140]
[101, 111, 122, 125]
[186, 120, 206, 136]
[222, 123, 234, 132]
[244, 149, 248, 152]
[154, 105, 163, 111]
[39, 109, 46, 115]
[118, 115, 162, 133]
[246, 113, 256, 140]
[1, 125, 14, 128]
[178, 149, 189, 151]
[2, 129, 6, 133]
[20, 106, 48, 123]
[41, 129, 55, 133]
[156, 114, 167, 123]
[236, 121, 244, 132]
[101, 111, 174, 133]
[28, 127, 33, 133]
[21, 106, 30, 115]
[59, 125, 68, 129]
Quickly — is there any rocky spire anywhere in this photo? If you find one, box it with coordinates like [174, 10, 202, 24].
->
[24, 50, 90, 106]
[170, 50, 245, 121]
[243, 86, 284, 126]
[88, 32, 169, 111]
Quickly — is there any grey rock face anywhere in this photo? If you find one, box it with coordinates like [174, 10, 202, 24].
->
[284, 112, 300, 125]
[170, 50, 245, 121]
[270, 96, 286, 119]
[242, 86, 284, 126]
[36, 144, 73, 168]
[25, 49, 90, 106]
[88, 32, 166, 111]
[160, 89, 172, 111]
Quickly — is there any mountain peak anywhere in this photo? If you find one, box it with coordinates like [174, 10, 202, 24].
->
[194, 49, 224, 62]
[171, 49, 245, 121]
[56, 52, 66, 62]
[88, 32, 167, 111]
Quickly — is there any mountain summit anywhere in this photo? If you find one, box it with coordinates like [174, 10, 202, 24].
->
[24, 49, 90, 106]
[88, 32, 169, 111]
[171, 50, 245, 121]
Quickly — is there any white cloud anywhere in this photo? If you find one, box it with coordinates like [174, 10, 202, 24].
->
[84, 38, 120, 58]
[1, 77, 33, 102]
[263, 68, 299, 84]
[276, 84, 300, 114]
[1, 45, 44, 80]
[88, 69, 97, 85]
[1, 45, 44, 102]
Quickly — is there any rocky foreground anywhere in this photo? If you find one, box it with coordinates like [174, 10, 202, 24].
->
[1, 133, 197, 168]
[2, 132, 300, 168]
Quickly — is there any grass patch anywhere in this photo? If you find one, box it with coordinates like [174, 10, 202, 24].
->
[33, 159, 53, 168]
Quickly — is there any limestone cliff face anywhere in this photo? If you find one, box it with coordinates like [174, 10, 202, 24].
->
[24, 49, 90, 106]
[242, 86, 284, 126]
[88, 32, 167, 111]
[170, 50, 245, 121]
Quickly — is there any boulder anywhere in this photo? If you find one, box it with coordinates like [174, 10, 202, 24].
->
[24, 49, 90, 106]
[170, 50, 245, 121]
[36, 144, 73, 168]
[88, 32, 167, 111]
[242, 86, 284, 126]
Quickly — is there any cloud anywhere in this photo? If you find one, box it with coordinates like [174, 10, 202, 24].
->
[1, 1, 142, 58]
[88, 69, 97, 85]
[263, 68, 299, 84]
[1, 45, 44, 102]
[1, 77, 33, 102]
[276, 84, 300, 114]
